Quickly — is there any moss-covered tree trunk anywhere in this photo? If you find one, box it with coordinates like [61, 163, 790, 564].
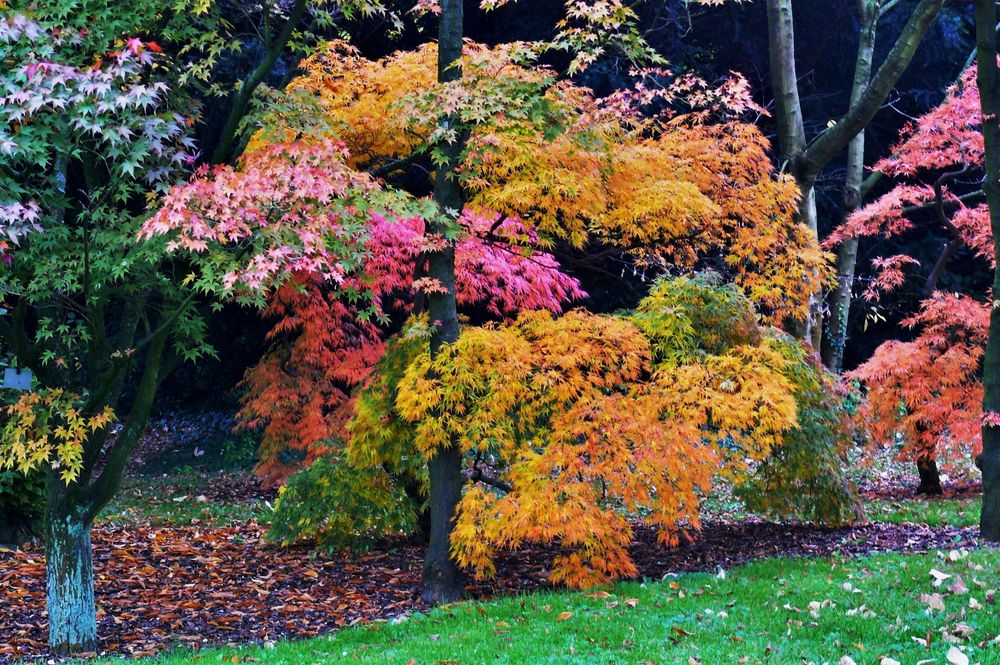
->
[974, 0, 1000, 541]
[45, 473, 96, 655]
[421, 0, 467, 604]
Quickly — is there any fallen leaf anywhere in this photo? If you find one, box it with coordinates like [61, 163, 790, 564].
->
[946, 646, 969, 665]
[555, 611, 573, 622]
[920, 593, 946, 611]
[930, 569, 952, 587]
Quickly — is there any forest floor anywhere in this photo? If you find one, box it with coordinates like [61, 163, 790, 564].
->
[0, 411, 994, 662]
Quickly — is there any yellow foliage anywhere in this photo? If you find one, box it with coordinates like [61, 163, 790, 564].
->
[0, 389, 115, 484]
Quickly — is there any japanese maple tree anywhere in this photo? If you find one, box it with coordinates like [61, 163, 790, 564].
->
[0, 0, 385, 652]
[195, 3, 827, 601]
[825, 63, 991, 494]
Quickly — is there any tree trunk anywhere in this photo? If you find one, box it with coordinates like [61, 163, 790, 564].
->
[823, 237, 859, 370]
[767, 0, 943, 351]
[46, 476, 97, 655]
[421, 0, 467, 604]
[766, 0, 820, 343]
[915, 454, 943, 496]
[974, 0, 1000, 542]
[821, 0, 879, 372]
[423, 444, 465, 602]
[42, 330, 169, 652]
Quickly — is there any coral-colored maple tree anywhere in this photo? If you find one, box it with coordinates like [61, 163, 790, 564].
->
[848, 293, 989, 467]
[824, 65, 991, 301]
[826, 64, 991, 485]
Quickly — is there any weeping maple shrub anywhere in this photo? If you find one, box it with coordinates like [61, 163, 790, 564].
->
[0, 469, 44, 545]
[267, 452, 419, 553]
[270, 275, 857, 588]
[847, 293, 989, 490]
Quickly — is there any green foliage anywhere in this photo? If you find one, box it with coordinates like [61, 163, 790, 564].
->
[630, 272, 761, 367]
[629, 275, 858, 526]
[736, 333, 861, 526]
[267, 452, 418, 553]
[346, 323, 427, 483]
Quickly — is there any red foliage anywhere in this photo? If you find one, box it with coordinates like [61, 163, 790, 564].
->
[874, 66, 983, 177]
[848, 293, 989, 463]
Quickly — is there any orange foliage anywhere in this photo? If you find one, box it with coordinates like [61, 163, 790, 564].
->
[847, 293, 989, 463]
[390, 296, 798, 587]
[237, 277, 385, 481]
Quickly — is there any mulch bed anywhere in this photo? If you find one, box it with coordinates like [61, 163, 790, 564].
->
[0, 519, 986, 662]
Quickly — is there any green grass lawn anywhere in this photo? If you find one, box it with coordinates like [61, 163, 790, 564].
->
[867, 496, 981, 528]
[134, 548, 999, 665]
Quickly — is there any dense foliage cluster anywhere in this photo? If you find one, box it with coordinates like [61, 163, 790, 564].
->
[207, 40, 831, 484]
[269, 276, 856, 588]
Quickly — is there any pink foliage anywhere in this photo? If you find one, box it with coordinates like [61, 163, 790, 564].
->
[143, 140, 382, 291]
[824, 185, 937, 248]
[862, 254, 921, 302]
[144, 139, 583, 312]
[875, 67, 983, 177]
[455, 210, 585, 315]
[0, 201, 42, 246]
[952, 203, 995, 266]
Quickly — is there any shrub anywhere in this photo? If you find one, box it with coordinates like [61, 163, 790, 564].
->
[267, 452, 418, 553]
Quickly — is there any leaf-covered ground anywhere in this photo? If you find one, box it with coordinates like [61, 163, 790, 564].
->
[0, 517, 986, 661]
[1, 418, 990, 662]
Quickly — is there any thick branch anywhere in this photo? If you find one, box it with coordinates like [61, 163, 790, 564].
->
[800, 0, 944, 183]
[210, 0, 308, 165]
[468, 466, 513, 494]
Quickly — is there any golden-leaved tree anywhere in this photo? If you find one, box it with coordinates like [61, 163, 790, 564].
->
[151, 10, 837, 600]
[240, 40, 831, 484]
